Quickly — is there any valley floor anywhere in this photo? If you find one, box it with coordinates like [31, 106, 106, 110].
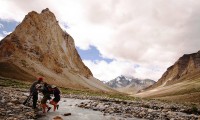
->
[0, 77, 200, 120]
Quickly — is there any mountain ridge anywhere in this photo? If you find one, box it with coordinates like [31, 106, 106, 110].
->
[106, 75, 155, 94]
[135, 50, 200, 103]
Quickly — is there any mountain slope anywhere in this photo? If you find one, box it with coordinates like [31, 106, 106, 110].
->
[135, 51, 200, 102]
[106, 75, 155, 94]
[0, 8, 113, 92]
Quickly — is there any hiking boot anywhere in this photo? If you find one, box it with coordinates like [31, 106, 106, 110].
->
[47, 107, 51, 112]
[56, 105, 59, 110]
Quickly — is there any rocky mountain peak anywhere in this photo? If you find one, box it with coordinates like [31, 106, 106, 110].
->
[0, 8, 93, 77]
[106, 75, 155, 88]
[0, 9, 115, 91]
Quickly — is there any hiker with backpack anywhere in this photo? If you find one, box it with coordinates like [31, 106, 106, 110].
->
[50, 85, 61, 111]
[27, 77, 43, 109]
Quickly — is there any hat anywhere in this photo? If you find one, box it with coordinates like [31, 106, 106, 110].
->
[51, 85, 56, 88]
[38, 77, 43, 81]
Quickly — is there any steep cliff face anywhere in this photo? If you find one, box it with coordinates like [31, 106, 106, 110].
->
[0, 8, 92, 77]
[146, 51, 200, 90]
[136, 51, 200, 99]
[0, 8, 113, 92]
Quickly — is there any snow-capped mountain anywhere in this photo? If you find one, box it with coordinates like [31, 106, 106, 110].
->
[106, 75, 155, 94]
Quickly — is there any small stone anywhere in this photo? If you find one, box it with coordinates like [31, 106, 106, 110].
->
[7, 102, 13, 106]
[8, 114, 15, 116]
[148, 109, 154, 113]
[63, 113, 72, 116]
[140, 111, 146, 116]
[0, 99, 5, 103]
[162, 109, 169, 112]
[6, 110, 12, 114]
[53, 116, 63, 120]
[6, 117, 15, 120]
[11, 98, 19, 104]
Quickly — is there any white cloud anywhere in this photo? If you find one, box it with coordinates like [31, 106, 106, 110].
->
[0, 34, 4, 41]
[2, 31, 11, 35]
[84, 59, 164, 82]
[83, 60, 136, 81]
[0, 23, 3, 29]
[0, 0, 200, 81]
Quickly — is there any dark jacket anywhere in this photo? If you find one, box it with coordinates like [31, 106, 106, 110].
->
[53, 87, 60, 98]
[53, 87, 61, 102]
[30, 81, 40, 95]
[41, 84, 51, 100]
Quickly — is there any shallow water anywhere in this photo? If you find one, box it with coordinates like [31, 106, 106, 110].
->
[38, 98, 142, 120]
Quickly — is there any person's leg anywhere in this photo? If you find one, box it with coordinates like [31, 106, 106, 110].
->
[32, 94, 38, 109]
[41, 104, 46, 113]
[53, 101, 57, 111]
[50, 100, 57, 111]
[52, 97, 60, 111]
[50, 100, 56, 111]
[41, 97, 47, 113]
[45, 103, 51, 112]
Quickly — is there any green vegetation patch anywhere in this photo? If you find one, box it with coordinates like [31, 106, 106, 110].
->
[0, 76, 30, 89]
[60, 87, 138, 101]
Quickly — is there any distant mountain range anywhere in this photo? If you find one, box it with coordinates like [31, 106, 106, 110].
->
[106, 75, 155, 94]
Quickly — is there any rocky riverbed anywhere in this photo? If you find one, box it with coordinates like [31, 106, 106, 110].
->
[0, 86, 39, 120]
[64, 95, 200, 120]
[0, 86, 200, 120]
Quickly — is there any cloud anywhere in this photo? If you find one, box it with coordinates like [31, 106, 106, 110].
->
[83, 59, 164, 82]
[0, 23, 3, 29]
[0, 0, 200, 81]
[83, 60, 136, 81]
[2, 31, 11, 35]
[0, 34, 4, 41]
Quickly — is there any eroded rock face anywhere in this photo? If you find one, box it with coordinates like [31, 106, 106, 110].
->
[0, 8, 92, 77]
[146, 51, 200, 90]
[0, 8, 114, 91]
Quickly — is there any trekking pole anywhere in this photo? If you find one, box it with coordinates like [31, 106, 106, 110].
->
[23, 93, 32, 106]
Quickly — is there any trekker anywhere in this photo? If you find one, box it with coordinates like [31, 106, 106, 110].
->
[29, 77, 43, 109]
[41, 82, 52, 113]
[50, 85, 61, 111]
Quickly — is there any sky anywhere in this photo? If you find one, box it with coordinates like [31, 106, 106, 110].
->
[0, 0, 200, 82]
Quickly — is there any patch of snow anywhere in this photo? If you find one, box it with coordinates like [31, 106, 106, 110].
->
[116, 77, 120, 81]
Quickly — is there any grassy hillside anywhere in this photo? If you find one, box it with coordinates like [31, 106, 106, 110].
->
[135, 73, 200, 103]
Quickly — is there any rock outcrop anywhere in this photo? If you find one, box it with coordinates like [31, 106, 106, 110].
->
[0, 8, 113, 92]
